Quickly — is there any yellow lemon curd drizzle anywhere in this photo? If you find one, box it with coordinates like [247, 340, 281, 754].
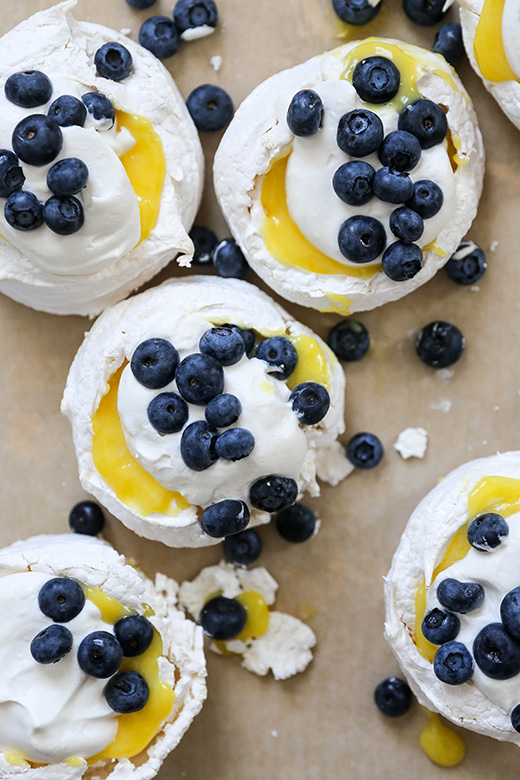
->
[215, 591, 270, 655]
[4, 754, 30, 767]
[115, 111, 166, 244]
[286, 334, 333, 392]
[420, 710, 466, 767]
[92, 364, 190, 518]
[318, 293, 353, 315]
[474, 0, 518, 82]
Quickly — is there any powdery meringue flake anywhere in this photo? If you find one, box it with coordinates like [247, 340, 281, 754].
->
[394, 427, 428, 459]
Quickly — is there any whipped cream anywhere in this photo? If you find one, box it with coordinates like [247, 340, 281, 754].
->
[501, 0, 520, 78]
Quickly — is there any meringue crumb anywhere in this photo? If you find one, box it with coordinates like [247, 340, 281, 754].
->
[120, 27, 132, 35]
[494, 405, 500, 411]
[470, 285, 480, 292]
[436, 368, 454, 381]
[482, 440, 488, 445]
[210, 55, 223, 71]
[394, 427, 428, 460]
[429, 398, 452, 413]
[490, 240, 499, 252]
[271, 730, 278, 738]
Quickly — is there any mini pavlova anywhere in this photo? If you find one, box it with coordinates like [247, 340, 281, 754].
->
[214, 37, 484, 314]
[0, 0, 203, 316]
[0, 533, 206, 778]
[61, 275, 348, 548]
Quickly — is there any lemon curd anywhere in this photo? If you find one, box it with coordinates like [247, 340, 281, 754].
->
[215, 591, 270, 655]
[420, 710, 466, 767]
[474, 0, 518, 83]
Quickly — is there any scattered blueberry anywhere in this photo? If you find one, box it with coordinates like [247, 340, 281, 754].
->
[82, 92, 115, 129]
[327, 319, 370, 361]
[139, 16, 181, 59]
[174, 0, 218, 35]
[512, 705, 520, 733]
[148, 392, 189, 434]
[255, 336, 298, 380]
[467, 513, 508, 551]
[12, 115, 62, 166]
[444, 242, 486, 285]
[223, 528, 262, 566]
[422, 608, 460, 644]
[332, 0, 381, 25]
[131, 338, 179, 390]
[374, 677, 412, 717]
[415, 321, 465, 368]
[407, 179, 444, 218]
[205, 394, 242, 427]
[437, 578, 484, 614]
[338, 215, 386, 263]
[200, 499, 250, 537]
[30, 624, 73, 664]
[38, 578, 85, 622]
[180, 420, 219, 470]
[500, 587, 520, 641]
[126, 0, 157, 7]
[78, 631, 123, 679]
[473, 623, 520, 679]
[4, 191, 43, 231]
[44, 196, 84, 235]
[398, 99, 448, 149]
[290, 382, 330, 425]
[200, 327, 245, 366]
[48, 95, 87, 128]
[190, 225, 218, 264]
[0, 150, 24, 199]
[95, 43, 133, 81]
[389, 207, 424, 243]
[287, 90, 323, 137]
[186, 84, 233, 131]
[337, 109, 384, 157]
[114, 615, 154, 657]
[199, 595, 247, 640]
[276, 503, 316, 542]
[249, 475, 298, 513]
[352, 57, 401, 104]
[433, 22, 465, 67]
[223, 324, 255, 353]
[378, 130, 421, 172]
[47, 158, 89, 197]
[382, 242, 423, 282]
[68, 500, 105, 536]
[373, 167, 414, 204]
[105, 670, 149, 713]
[5, 70, 53, 108]
[213, 237, 248, 279]
[403, 0, 447, 25]
[176, 353, 224, 404]
[346, 432, 383, 469]
[333, 161, 375, 207]
[215, 428, 255, 461]
[433, 641, 473, 685]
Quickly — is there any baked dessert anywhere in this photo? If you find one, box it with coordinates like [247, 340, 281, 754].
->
[0, 533, 206, 777]
[62, 275, 348, 548]
[0, 0, 203, 316]
[214, 37, 484, 314]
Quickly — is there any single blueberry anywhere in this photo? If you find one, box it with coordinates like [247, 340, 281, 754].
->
[422, 608, 460, 645]
[187, 84, 233, 131]
[373, 167, 414, 204]
[30, 624, 73, 664]
[0, 150, 25, 198]
[415, 321, 465, 368]
[378, 130, 422, 172]
[433, 23, 465, 67]
[12, 115, 62, 166]
[139, 16, 181, 59]
[500, 587, 520, 641]
[467, 513, 508, 551]
[255, 336, 298, 380]
[249, 475, 298, 513]
[5, 70, 53, 108]
[173, 0, 219, 33]
[407, 179, 444, 219]
[38, 578, 85, 622]
[473, 623, 520, 679]
[403, 0, 447, 25]
[205, 394, 242, 427]
[82, 92, 115, 129]
[68, 500, 105, 536]
[327, 319, 370, 362]
[78, 631, 123, 678]
[513, 705, 520, 733]
[222, 323, 255, 353]
[398, 99, 448, 149]
[352, 56, 401, 104]
[48, 95, 87, 128]
[444, 242, 486, 285]
[180, 420, 219, 470]
[131, 338, 179, 390]
[290, 382, 330, 425]
[114, 615, 154, 657]
[437, 578, 484, 614]
[346, 432, 383, 469]
[126, 0, 156, 7]
[176, 353, 224, 404]
[47, 158, 89, 197]
[338, 215, 386, 263]
[199, 595, 247, 640]
[105, 670, 149, 713]
[147, 392, 189, 434]
[332, 161, 375, 207]
[332, 0, 381, 25]
[95, 43, 133, 81]
[4, 191, 43, 231]
[190, 225, 218, 264]
[223, 528, 262, 566]
[43, 196, 85, 236]
[374, 677, 412, 717]
[382, 242, 423, 282]
[200, 499, 250, 537]
[213, 237, 248, 278]
[215, 428, 255, 461]
[389, 207, 424, 243]
[433, 641, 473, 685]
[276, 503, 316, 543]
[337, 109, 384, 157]
[287, 90, 323, 137]
[200, 326, 245, 366]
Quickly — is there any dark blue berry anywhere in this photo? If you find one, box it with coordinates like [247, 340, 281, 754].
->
[105, 670, 149, 713]
[199, 595, 247, 639]
[378, 130, 421, 172]
[382, 242, 423, 281]
[30, 624, 73, 664]
[346, 432, 383, 469]
[215, 428, 255, 461]
[500, 587, 520, 641]
[95, 43, 133, 81]
[327, 319, 370, 361]
[433, 23, 464, 67]
[139, 16, 181, 59]
[213, 237, 248, 278]
[398, 99, 448, 149]
[473, 623, 520, 679]
[147, 392, 189, 434]
[48, 95, 87, 128]
[47, 158, 89, 197]
[415, 321, 464, 368]
[68, 500, 105, 536]
[287, 90, 323, 137]
[373, 167, 414, 204]
[249, 475, 298, 513]
[338, 215, 386, 263]
[512, 704, 520, 733]
[12, 115, 62, 166]
[190, 225, 217, 264]
[422, 608, 460, 644]
[180, 420, 219, 470]
[200, 327, 245, 366]
[223, 324, 255, 353]
[374, 677, 412, 717]
[5, 70, 52, 108]
[4, 191, 43, 231]
[332, 0, 381, 24]
[337, 109, 384, 157]
[333, 161, 375, 206]
[176, 353, 224, 404]
[131, 338, 180, 389]
[437, 578, 484, 614]
[0, 150, 24, 198]
[187, 84, 233, 131]
[255, 337, 298, 380]
[205, 394, 242, 427]
[82, 92, 115, 129]
[445, 242, 486, 285]
[78, 631, 124, 678]
[467, 513, 508, 551]
[38, 578, 85, 622]
[44, 196, 84, 235]
[201, 499, 250, 537]
[223, 528, 262, 566]
[276, 503, 316, 542]
[114, 615, 154, 656]
[290, 382, 330, 425]
[126, 0, 156, 7]
[407, 179, 444, 218]
[352, 57, 401, 104]
[403, 0, 447, 25]
[389, 207, 424, 243]
[174, 0, 218, 33]
[433, 641, 473, 685]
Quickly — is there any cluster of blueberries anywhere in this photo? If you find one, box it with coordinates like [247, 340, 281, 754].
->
[30, 577, 154, 714]
[286, 56, 449, 283]
[130, 324, 330, 538]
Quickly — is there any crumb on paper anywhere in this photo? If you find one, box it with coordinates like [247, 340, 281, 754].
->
[494, 405, 500, 411]
[429, 398, 452, 413]
[490, 241, 499, 252]
[271, 730, 278, 738]
[482, 440, 488, 445]
[394, 427, 428, 460]
[120, 27, 132, 35]
[210, 54, 223, 71]
[436, 368, 454, 381]
[470, 285, 480, 292]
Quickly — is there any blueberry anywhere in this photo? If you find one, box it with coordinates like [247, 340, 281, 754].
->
[205, 394, 242, 427]
[444, 242, 486, 285]
[190, 225, 218, 264]
[406, 179, 444, 218]
[403, 0, 447, 25]
[48, 95, 87, 128]
[374, 677, 412, 717]
[373, 167, 414, 204]
[473, 623, 520, 679]
[78, 631, 123, 678]
[437, 578, 484, 614]
[249, 475, 298, 513]
[0, 150, 24, 198]
[512, 705, 520, 733]
[47, 158, 89, 197]
[131, 338, 179, 389]
[382, 242, 423, 282]
[4, 191, 43, 231]
[433, 641, 473, 685]
[337, 109, 384, 157]
[175, 353, 224, 404]
[38, 578, 85, 622]
[223, 528, 262, 566]
[114, 615, 154, 656]
[199, 595, 247, 640]
[12, 115, 62, 166]
[467, 513, 508, 551]
[222, 324, 255, 353]
[30, 624, 73, 664]
[352, 57, 401, 104]
[68, 500, 105, 536]
[332, 161, 375, 207]
[389, 207, 424, 243]
[5, 70, 53, 108]
[126, 0, 156, 7]
[139, 16, 181, 59]
[174, 0, 218, 33]
[378, 130, 421, 172]
[147, 392, 189, 434]
[422, 608, 460, 644]
[95, 43, 133, 81]
[200, 499, 250, 537]
[338, 215, 386, 263]
[327, 319, 370, 362]
[346, 432, 383, 469]
[187, 84, 233, 131]
[200, 327, 245, 366]
[255, 337, 298, 380]
[415, 321, 465, 368]
[215, 428, 255, 461]
[290, 382, 330, 425]
[433, 23, 465, 66]
[287, 90, 323, 137]
[500, 587, 520, 641]
[180, 420, 219, 470]
[105, 670, 149, 713]
[213, 237, 248, 278]
[82, 92, 115, 129]
[43, 196, 84, 236]
[398, 99, 448, 149]
[332, 0, 381, 24]
[276, 503, 316, 542]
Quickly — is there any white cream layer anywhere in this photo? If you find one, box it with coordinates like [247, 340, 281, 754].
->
[502, 0, 520, 79]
